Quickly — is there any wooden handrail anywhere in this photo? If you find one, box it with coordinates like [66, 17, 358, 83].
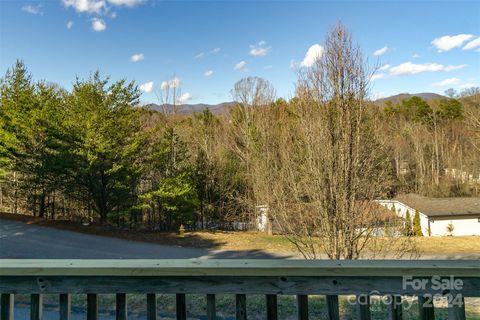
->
[0, 259, 479, 320]
[1, 259, 479, 276]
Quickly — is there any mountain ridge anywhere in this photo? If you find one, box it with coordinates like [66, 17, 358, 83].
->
[376, 92, 446, 103]
[142, 102, 236, 114]
[141, 92, 447, 114]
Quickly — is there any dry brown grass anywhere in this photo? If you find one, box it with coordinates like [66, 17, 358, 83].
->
[2, 213, 479, 258]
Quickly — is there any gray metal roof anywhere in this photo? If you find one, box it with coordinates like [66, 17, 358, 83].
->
[395, 194, 480, 218]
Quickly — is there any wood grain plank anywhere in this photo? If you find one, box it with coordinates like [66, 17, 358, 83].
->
[2, 276, 478, 296]
[0, 259, 478, 277]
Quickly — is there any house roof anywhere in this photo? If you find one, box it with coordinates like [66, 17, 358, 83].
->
[395, 194, 480, 219]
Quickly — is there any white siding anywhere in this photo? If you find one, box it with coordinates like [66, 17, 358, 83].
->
[430, 218, 480, 236]
[376, 200, 429, 236]
[375, 200, 480, 236]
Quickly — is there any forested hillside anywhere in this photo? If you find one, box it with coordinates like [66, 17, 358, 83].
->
[1, 59, 479, 233]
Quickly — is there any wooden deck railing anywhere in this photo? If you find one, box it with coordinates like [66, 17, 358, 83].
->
[0, 259, 479, 320]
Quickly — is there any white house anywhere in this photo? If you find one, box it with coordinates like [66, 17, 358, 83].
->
[376, 194, 480, 236]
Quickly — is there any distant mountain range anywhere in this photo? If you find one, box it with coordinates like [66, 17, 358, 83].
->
[143, 102, 237, 115]
[141, 93, 447, 114]
[376, 92, 446, 104]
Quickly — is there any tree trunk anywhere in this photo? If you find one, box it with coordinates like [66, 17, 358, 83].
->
[39, 192, 46, 218]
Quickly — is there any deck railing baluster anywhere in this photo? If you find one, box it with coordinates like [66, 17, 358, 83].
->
[388, 295, 402, 320]
[326, 295, 339, 320]
[266, 294, 278, 320]
[206, 294, 216, 320]
[146, 293, 157, 320]
[236, 294, 247, 320]
[448, 295, 466, 320]
[176, 293, 186, 320]
[116, 293, 127, 320]
[0, 294, 13, 320]
[87, 293, 98, 320]
[59, 293, 71, 320]
[30, 294, 42, 320]
[357, 295, 371, 320]
[418, 295, 435, 320]
[296, 294, 308, 320]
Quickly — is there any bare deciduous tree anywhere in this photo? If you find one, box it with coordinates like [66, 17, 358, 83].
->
[229, 76, 276, 221]
[155, 75, 182, 116]
[268, 23, 416, 259]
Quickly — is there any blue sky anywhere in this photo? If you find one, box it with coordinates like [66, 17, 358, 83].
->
[1, 0, 479, 104]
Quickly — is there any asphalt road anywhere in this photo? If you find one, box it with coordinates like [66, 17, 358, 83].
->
[0, 218, 289, 259]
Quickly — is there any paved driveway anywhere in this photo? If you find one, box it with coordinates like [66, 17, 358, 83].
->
[0, 218, 289, 259]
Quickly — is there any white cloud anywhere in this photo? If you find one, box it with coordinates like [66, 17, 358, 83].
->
[264, 65, 273, 70]
[444, 64, 467, 71]
[432, 78, 460, 87]
[139, 81, 154, 93]
[378, 64, 390, 71]
[211, 48, 221, 54]
[194, 52, 205, 59]
[63, 0, 142, 14]
[412, 53, 420, 58]
[130, 53, 144, 62]
[370, 73, 385, 81]
[389, 62, 468, 76]
[106, 0, 143, 6]
[63, 0, 106, 14]
[161, 77, 181, 90]
[301, 44, 324, 67]
[249, 41, 271, 57]
[463, 37, 480, 50]
[66, 21, 74, 29]
[204, 70, 213, 77]
[431, 34, 474, 52]
[91, 18, 106, 31]
[373, 46, 388, 56]
[21, 4, 43, 15]
[177, 92, 192, 104]
[390, 62, 444, 76]
[234, 60, 246, 71]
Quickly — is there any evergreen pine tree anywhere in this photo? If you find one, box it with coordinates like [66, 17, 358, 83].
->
[404, 210, 413, 236]
[413, 209, 423, 236]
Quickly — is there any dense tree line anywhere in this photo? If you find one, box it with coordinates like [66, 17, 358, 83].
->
[381, 91, 479, 196]
[1, 38, 479, 241]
